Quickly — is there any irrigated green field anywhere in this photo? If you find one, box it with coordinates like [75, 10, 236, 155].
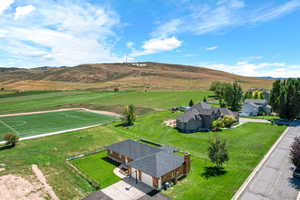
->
[0, 90, 212, 115]
[0, 110, 118, 140]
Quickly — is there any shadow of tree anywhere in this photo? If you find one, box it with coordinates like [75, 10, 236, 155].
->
[201, 166, 227, 179]
[114, 122, 133, 128]
[0, 144, 14, 151]
[288, 176, 300, 190]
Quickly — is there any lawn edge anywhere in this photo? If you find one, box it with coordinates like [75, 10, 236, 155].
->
[231, 126, 289, 200]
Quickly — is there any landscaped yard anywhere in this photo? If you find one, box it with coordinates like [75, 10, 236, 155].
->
[0, 91, 287, 200]
[0, 110, 118, 140]
[71, 152, 121, 188]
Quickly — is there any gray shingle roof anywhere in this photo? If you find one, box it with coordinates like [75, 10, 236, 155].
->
[128, 151, 184, 177]
[106, 139, 161, 160]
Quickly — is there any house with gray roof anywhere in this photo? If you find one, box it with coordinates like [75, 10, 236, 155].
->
[240, 99, 272, 117]
[105, 139, 191, 190]
[176, 102, 238, 133]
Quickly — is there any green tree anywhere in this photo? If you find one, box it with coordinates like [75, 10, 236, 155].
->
[271, 79, 300, 120]
[209, 81, 230, 99]
[123, 104, 136, 126]
[223, 81, 243, 111]
[189, 99, 194, 107]
[3, 133, 18, 147]
[208, 137, 229, 168]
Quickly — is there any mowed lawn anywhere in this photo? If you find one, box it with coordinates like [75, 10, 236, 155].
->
[0, 110, 118, 140]
[71, 152, 121, 188]
[108, 111, 287, 200]
[0, 109, 286, 200]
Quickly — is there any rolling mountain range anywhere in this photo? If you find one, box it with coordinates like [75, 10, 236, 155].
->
[0, 62, 273, 91]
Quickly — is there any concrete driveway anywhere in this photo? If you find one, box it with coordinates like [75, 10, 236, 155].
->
[234, 121, 300, 200]
[102, 178, 153, 200]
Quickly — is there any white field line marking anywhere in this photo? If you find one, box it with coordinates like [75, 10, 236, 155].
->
[0, 123, 105, 145]
[297, 192, 300, 200]
[232, 126, 290, 200]
[0, 119, 20, 134]
[0, 108, 122, 118]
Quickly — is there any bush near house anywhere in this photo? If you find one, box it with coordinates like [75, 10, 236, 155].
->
[212, 119, 224, 131]
[212, 115, 236, 131]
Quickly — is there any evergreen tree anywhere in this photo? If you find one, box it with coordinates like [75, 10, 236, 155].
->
[189, 99, 194, 107]
[270, 79, 300, 120]
[123, 104, 136, 126]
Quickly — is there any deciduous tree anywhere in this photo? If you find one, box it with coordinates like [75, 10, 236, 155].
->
[208, 137, 229, 168]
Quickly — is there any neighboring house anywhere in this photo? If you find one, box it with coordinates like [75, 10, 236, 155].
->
[105, 139, 191, 190]
[176, 102, 238, 133]
[240, 99, 272, 117]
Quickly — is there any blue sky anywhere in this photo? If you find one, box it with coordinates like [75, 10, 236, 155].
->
[0, 0, 300, 77]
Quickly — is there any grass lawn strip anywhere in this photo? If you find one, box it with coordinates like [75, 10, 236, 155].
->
[71, 152, 121, 188]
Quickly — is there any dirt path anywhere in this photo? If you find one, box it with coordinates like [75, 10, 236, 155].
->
[32, 165, 59, 200]
[0, 108, 122, 118]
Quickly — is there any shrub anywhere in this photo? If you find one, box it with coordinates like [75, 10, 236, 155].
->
[3, 133, 19, 147]
[222, 115, 236, 128]
[212, 119, 224, 131]
[290, 137, 300, 169]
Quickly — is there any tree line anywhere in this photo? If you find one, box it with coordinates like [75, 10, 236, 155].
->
[270, 79, 300, 120]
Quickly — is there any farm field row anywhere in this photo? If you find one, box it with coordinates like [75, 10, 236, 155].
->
[0, 110, 286, 200]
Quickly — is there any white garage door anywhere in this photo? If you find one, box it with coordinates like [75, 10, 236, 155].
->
[141, 172, 153, 187]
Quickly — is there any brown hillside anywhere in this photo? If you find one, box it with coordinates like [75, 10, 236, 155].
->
[0, 62, 273, 91]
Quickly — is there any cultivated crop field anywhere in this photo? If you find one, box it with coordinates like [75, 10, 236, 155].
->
[0, 110, 118, 140]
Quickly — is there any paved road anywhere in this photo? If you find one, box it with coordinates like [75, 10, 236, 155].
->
[238, 121, 300, 200]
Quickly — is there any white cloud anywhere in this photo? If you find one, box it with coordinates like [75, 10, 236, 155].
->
[127, 42, 134, 48]
[130, 37, 182, 57]
[0, 0, 14, 14]
[152, 19, 183, 38]
[0, 0, 122, 67]
[203, 61, 300, 78]
[250, 0, 300, 23]
[206, 46, 219, 51]
[14, 5, 36, 20]
[153, 0, 300, 36]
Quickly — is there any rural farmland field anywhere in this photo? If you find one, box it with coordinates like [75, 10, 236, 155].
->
[0, 110, 118, 140]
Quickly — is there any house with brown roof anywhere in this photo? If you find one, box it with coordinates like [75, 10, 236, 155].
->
[105, 139, 191, 190]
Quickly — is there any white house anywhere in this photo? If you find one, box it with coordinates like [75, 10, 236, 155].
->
[240, 99, 272, 117]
